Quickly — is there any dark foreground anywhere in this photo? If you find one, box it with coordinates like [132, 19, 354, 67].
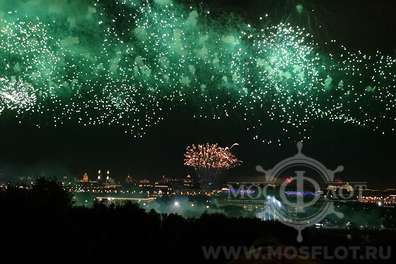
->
[0, 179, 395, 263]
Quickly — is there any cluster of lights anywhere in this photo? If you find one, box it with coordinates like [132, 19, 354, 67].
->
[359, 195, 396, 206]
[0, 0, 395, 143]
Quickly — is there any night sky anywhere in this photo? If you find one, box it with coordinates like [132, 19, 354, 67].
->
[0, 0, 395, 187]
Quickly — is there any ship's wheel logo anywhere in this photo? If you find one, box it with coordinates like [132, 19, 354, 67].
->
[256, 142, 344, 242]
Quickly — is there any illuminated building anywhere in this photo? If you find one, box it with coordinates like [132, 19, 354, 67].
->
[139, 179, 153, 188]
[97, 169, 102, 181]
[183, 174, 194, 189]
[82, 172, 89, 183]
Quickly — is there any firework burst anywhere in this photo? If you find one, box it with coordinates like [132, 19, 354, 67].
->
[0, 0, 395, 144]
[184, 143, 241, 170]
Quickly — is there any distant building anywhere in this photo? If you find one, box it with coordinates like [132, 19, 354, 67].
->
[82, 172, 89, 183]
[97, 169, 102, 182]
[106, 170, 112, 183]
[126, 175, 135, 184]
[183, 174, 194, 189]
[139, 179, 153, 188]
